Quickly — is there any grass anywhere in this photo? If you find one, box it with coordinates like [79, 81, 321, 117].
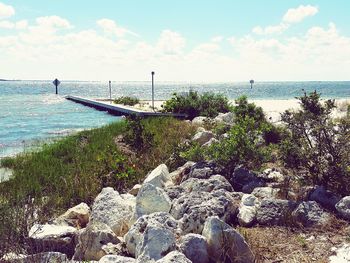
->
[0, 117, 194, 255]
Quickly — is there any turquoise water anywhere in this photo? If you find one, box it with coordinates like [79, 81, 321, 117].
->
[0, 80, 349, 158]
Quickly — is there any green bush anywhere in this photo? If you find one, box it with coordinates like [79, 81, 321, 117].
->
[124, 115, 154, 151]
[114, 96, 140, 106]
[162, 91, 233, 119]
[280, 91, 350, 194]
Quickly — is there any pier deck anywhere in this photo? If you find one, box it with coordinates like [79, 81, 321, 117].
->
[65, 96, 187, 118]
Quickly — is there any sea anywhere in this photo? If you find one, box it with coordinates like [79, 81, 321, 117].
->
[0, 80, 349, 159]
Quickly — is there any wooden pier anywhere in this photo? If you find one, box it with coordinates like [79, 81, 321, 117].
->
[65, 96, 187, 118]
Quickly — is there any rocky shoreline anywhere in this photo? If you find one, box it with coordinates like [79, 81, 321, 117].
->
[3, 114, 350, 263]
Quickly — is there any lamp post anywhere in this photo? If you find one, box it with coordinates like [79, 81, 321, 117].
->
[109, 80, 112, 103]
[151, 71, 155, 110]
[250, 79, 254, 89]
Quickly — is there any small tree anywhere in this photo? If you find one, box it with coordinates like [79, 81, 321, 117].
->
[280, 91, 350, 194]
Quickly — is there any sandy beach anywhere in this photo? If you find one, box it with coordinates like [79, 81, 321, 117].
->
[135, 98, 350, 123]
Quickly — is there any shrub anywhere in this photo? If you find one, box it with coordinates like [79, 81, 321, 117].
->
[124, 115, 154, 151]
[162, 91, 233, 119]
[279, 91, 350, 194]
[114, 96, 139, 106]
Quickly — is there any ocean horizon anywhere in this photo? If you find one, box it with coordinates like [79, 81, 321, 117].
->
[1, 80, 349, 158]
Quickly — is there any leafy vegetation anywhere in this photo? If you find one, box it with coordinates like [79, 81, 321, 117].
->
[161, 90, 233, 119]
[279, 91, 350, 194]
[114, 96, 140, 106]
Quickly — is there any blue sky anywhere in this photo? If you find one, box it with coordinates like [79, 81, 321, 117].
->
[1, 1, 350, 81]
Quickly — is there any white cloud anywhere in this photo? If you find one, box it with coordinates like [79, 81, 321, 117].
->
[97, 18, 137, 37]
[283, 5, 318, 24]
[253, 23, 289, 35]
[0, 19, 28, 29]
[156, 30, 186, 55]
[211, 36, 223, 43]
[0, 2, 15, 19]
[36, 16, 71, 29]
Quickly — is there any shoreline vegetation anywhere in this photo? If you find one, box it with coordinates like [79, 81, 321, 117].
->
[1, 91, 350, 262]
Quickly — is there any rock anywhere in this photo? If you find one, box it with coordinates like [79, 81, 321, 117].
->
[179, 234, 209, 263]
[181, 161, 221, 182]
[129, 184, 142, 196]
[156, 251, 191, 263]
[202, 138, 219, 148]
[309, 185, 341, 210]
[202, 217, 254, 263]
[292, 201, 330, 227]
[336, 196, 350, 220]
[28, 224, 77, 257]
[170, 190, 238, 234]
[329, 244, 350, 263]
[192, 130, 215, 146]
[261, 168, 285, 183]
[231, 167, 265, 193]
[99, 255, 136, 263]
[143, 164, 172, 189]
[3, 252, 69, 263]
[251, 187, 280, 199]
[73, 221, 121, 261]
[180, 175, 233, 193]
[165, 185, 185, 200]
[169, 161, 195, 184]
[214, 112, 235, 124]
[124, 212, 179, 260]
[101, 242, 129, 258]
[256, 199, 297, 226]
[133, 183, 172, 221]
[54, 202, 90, 228]
[91, 187, 135, 236]
[238, 194, 259, 227]
[137, 226, 176, 261]
[192, 116, 208, 126]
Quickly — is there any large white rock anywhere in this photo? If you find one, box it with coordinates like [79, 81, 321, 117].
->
[192, 130, 215, 146]
[251, 187, 280, 199]
[238, 206, 257, 227]
[124, 213, 179, 260]
[336, 196, 350, 220]
[91, 187, 135, 236]
[179, 234, 209, 263]
[292, 201, 330, 227]
[73, 221, 121, 261]
[202, 217, 254, 263]
[133, 183, 172, 220]
[156, 251, 192, 263]
[99, 255, 136, 263]
[28, 224, 78, 257]
[192, 116, 208, 126]
[54, 202, 90, 228]
[214, 112, 234, 124]
[329, 244, 350, 263]
[143, 164, 172, 188]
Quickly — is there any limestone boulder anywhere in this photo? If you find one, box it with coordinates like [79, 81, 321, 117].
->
[261, 168, 285, 183]
[329, 244, 350, 263]
[309, 185, 341, 210]
[124, 212, 179, 260]
[181, 161, 222, 182]
[192, 130, 215, 146]
[336, 196, 350, 220]
[99, 255, 136, 263]
[214, 112, 235, 124]
[251, 187, 280, 200]
[28, 224, 77, 257]
[143, 164, 172, 189]
[179, 233, 209, 263]
[156, 251, 191, 263]
[91, 187, 135, 236]
[202, 217, 254, 263]
[73, 221, 120, 261]
[170, 190, 238, 234]
[169, 161, 195, 184]
[180, 175, 233, 193]
[238, 195, 260, 227]
[133, 183, 172, 221]
[230, 167, 265, 193]
[256, 199, 297, 226]
[292, 201, 330, 227]
[191, 116, 208, 126]
[54, 202, 90, 228]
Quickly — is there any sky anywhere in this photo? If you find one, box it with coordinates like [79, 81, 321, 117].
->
[0, 0, 350, 81]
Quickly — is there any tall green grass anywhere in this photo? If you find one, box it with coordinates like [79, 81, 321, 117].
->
[0, 117, 194, 255]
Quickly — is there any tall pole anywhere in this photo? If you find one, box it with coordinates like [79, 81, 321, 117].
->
[109, 80, 112, 103]
[55, 83, 58, 95]
[151, 71, 155, 110]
